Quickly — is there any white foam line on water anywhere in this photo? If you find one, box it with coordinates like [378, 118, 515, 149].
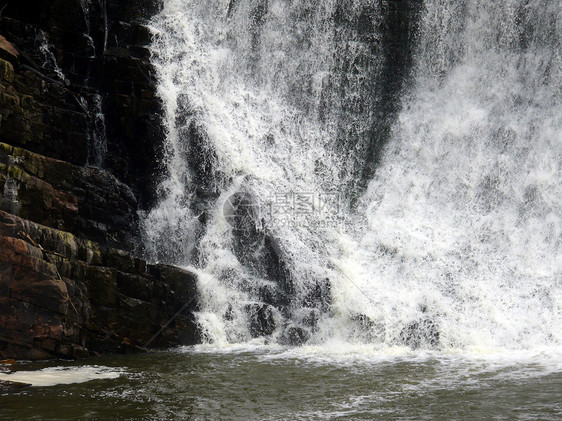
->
[0, 365, 124, 387]
[183, 343, 562, 377]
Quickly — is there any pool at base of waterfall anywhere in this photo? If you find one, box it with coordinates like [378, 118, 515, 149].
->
[1, 346, 560, 420]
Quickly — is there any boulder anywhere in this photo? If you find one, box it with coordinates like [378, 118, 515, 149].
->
[399, 318, 440, 349]
[245, 303, 276, 338]
[279, 325, 310, 346]
[349, 313, 385, 343]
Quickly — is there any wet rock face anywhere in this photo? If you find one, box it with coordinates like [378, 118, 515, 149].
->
[0, 211, 199, 360]
[226, 191, 332, 344]
[400, 318, 440, 349]
[279, 325, 311, 346]
[331, 0, 423, 201]
[0, 1, 203, 360]
[0, 0, 164, 209]
[0, 142, 138, 251]
[245, 303, 276, 338]
[228, 191, 294, 311]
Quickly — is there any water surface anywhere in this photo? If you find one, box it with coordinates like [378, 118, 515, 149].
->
[1, 346, 560, 420]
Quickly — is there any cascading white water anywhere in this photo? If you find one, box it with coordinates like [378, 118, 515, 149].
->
[37, 30, 67, 82]
[142, 0, 561, 352]
[86, 94, 108, 168]
[354, 0, 562, 351]
[78, 0, 97, 57]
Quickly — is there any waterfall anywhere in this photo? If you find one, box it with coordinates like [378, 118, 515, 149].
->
[37, 30, 67, 82]
[86, 94, 108, 168]
[142, 0, 561, 351]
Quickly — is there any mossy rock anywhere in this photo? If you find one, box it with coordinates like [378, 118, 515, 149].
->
[0, 59, 15, 84]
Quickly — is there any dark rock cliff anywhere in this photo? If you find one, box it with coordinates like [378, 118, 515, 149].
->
[0, 0, 200, 360]
[0, 0, 163, 208]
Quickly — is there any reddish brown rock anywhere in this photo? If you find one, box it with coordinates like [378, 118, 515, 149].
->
[0, 212, 199, 360]
[0, 142, 139, 250]
[0, 36, 19, 64]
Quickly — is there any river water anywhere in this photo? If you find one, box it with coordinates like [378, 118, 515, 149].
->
[1, 346, 561, 419]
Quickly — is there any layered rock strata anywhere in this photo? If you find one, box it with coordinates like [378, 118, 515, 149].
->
[0, 1, 200, 359]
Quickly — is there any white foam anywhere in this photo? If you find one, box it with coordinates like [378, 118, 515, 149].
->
[0, 366, 123, 387]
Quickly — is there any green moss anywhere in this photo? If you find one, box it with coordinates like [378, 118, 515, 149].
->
[0, 59, 14, 83]
[86, 240, 103, 265]
[57, 230, 78, 260]
[0, 143, 13, 155]
[0, 91, 19, 108]
[7, 165, 23, 181]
